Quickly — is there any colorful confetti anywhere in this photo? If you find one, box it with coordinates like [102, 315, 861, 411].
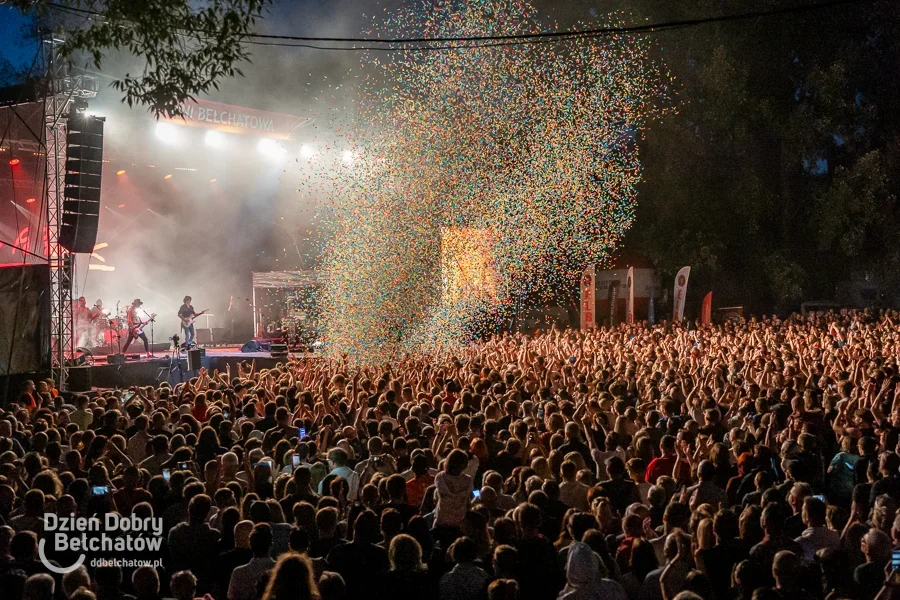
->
[319, 0, 671, 358]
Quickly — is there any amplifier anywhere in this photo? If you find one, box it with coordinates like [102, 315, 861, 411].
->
[270, 343, 288, 358]
[107, 354, 125, 365]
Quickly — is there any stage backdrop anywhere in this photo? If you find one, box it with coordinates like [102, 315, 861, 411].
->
[0, 264, 51, 375]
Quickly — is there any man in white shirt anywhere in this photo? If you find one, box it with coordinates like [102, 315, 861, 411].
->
[228, 523, 276, 600]
[559, 460, 590, 512]
[126, 415, 150, 463]
[320, 447, 360, 500]
[794, 496, 840, 561]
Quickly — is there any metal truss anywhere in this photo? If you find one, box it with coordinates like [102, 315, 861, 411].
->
[43, 36, 97, 390]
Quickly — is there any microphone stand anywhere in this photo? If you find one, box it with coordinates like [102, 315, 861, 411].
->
[115, 301, 122, 355]
[143, 308, 156, 358]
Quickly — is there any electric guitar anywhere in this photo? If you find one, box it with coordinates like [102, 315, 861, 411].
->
[129, 313, 156, 336]
[181, 309, 210, 328]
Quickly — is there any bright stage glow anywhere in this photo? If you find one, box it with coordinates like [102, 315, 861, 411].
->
[154, 122, 184, 146]
[25, 198, 35, 204]
[116, 169, 126, 175]
[440, 228, 498, 304]
[89, 264, 115, 272]
[258, 138, 286, 160]
[205, 130, 227, 149]
[209, 178, 217, 183]
[164, 174, 173, 180]
[300, 144, 315, 158]
[118, 204, 126, 208]
[342, 150, 355, 164]
[9, 158, 19, 166]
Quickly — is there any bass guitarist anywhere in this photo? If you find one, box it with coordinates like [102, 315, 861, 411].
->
[123, 299, 154, 357]
[177, 296, 208, 347]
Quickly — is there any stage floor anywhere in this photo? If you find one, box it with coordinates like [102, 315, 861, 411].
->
[70, 346, 318, 391]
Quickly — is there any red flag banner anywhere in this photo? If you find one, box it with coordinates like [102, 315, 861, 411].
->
[701, 291, 712, 325]
[580, 265, 596, 330]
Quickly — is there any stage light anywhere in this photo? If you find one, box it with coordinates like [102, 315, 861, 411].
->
[154, 122, 184, 145]
[205, 130, 227, 149]
[118, 204, 126, 208]
[89, 264, 115, 272]
[209, 178, 217, 183]
[9, 158, 20, 166]
[164, 174, 173, 180]
[257, 138, 286, 160]
[116, 169, 126, 175]
[300, 144, 315, 158]
[26, 198, 35, 204]
[342, 150, 355, 164]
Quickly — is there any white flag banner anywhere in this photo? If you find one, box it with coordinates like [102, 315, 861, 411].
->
[672, 266, 691, 321]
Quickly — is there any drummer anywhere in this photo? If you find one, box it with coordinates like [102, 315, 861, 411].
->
[89, 299, 105, 321]
[89, 299, 110, 347]
[74, 297, 92, 347]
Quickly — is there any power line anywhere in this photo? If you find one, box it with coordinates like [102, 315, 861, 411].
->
[242, 0, 867, 44]
[44, 0, 871, 52]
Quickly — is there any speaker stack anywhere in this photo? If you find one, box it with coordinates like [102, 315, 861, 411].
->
[61, 114, 104, 253]
[187, 348, 202, 371]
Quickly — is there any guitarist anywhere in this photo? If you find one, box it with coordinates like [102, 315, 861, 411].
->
[178, 295, 203, 347]
[123, 299, 152, 357]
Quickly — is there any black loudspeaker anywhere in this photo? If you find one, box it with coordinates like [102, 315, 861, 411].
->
[68, 366, 92, 392]
[107, 353, 125, 365]
[61, 114, 104, 253]
[187, 348, 202, 371]
[270, 343, 288, 358]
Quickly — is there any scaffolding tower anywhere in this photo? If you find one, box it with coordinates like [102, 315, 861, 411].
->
[42, 36, 97, 390]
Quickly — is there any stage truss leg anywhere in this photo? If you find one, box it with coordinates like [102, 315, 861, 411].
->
[44, 36, 73, 391]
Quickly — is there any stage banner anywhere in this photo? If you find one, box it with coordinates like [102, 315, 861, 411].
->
[672, 266, 691, 321]
[580, 265, 596, 330]
[625, 267, 635, 324]
[162, 99, 312, 140]
[701, 291, 712, 326]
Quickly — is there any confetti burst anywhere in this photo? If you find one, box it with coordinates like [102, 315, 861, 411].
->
[319, 0, 671, 358]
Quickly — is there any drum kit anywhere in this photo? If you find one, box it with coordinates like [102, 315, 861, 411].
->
[80, 304, 128, 349]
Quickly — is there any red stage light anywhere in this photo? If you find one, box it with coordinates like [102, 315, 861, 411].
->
[25, 198, 35, 204]
[118, 204, 126, 208]
[9, 158, 20, 166]
[116, 169, 126, 176]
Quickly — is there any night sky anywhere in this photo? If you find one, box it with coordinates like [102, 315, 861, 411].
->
[0, 6, 36, 70]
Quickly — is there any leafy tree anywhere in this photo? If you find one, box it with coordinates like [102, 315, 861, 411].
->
[614, 0, 900, 312]
[5, 0, 270, 117]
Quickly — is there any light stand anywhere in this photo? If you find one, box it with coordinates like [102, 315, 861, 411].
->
[157, 333, 183, 384]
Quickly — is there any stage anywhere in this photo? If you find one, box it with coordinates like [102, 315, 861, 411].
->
[68, 345, 319, 391]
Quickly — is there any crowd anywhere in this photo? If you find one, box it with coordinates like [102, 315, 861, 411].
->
[5, 309, 900, 600]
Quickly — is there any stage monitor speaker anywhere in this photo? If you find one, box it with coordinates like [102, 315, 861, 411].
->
[196, 328, 212, 345]
[107, 354, 125, 365]
[187, 348, 202, 371]
[67, 366, 92, 392]
[270, 343, 288, 358]
[61, 114, 104, 253]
